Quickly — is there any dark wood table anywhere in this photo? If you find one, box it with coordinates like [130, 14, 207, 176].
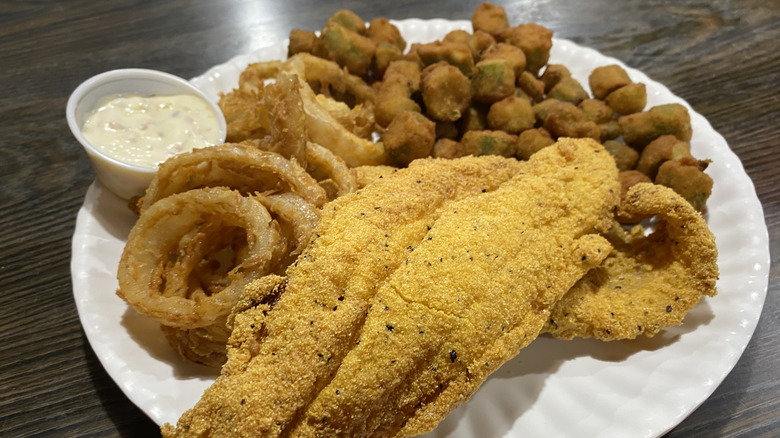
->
[1, 1, 777, 436]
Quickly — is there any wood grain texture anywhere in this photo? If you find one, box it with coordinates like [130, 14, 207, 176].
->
[0, 0, 777, 436]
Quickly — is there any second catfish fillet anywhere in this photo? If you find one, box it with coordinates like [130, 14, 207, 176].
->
[292, 137, 619, 436]
[165, 154, 526, 437]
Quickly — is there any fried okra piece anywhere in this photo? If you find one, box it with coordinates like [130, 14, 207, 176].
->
[548, 77, 589, 105]
[635, 135, 692, 179]
[513, 87, 535, 103]
[543, 102, 601, 141]
[517, 71, 545, 102]
[487, 96, 535, 133]
[288, 29, 316, 56]
[468, 30, 497, 59]
[461, 129, 517, 157]
[384, 60, 422, 91]
[435, 121, 459, 140]
[540, 64, 572, 93]
[481, 43, 527, 77]
[579, 99, 614, 124]
[417, 41, 475, 77]
[367, 18, 406, 50]
[382, 111, 436, 166]
[443, 29, 471, 45]
[421, 62, 472, 122]
[375, 63, 422, 128]
[499, 23, 554, 74]
[403, 43, 424, 66]
[313, 23, 377, 76]
[325, 9, 366, 34]
[375, 78, 421, 128]
[589, 64, 632, 99]
[459, 103, 490, 133]
[603, 140, 639, 171]
[472, 59, 515, 103]
[599, 120, 621, 141]
[606, 82, 647, 115]
[619, 103, 693, 149]
[515, 127, 554, 160]
[471, 2, 510, 37]
[432, 137, 467, 159]
[532, 98, 564, 124]
[543, 101, 601, 140]
[368, 19, 406, 77]
[580, 99, 619, 141]
[655, 157, 713, 211]
[374, 44, 404, 79]
[443, 29, 496, 60]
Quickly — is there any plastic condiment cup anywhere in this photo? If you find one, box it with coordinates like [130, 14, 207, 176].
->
[66, 68, 227, 200]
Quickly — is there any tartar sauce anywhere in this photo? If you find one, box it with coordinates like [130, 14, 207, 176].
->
[82, 93, 222, 167]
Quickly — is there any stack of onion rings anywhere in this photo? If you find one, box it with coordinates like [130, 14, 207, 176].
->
[118, 140, 355, 367]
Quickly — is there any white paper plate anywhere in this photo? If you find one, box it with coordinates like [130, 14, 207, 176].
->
[71, 19, 769, 437]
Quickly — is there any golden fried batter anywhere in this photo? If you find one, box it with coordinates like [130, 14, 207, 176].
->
[291, 138, 619, 437]
[163, 155, 526, 437]
[543, 183, 718, 341]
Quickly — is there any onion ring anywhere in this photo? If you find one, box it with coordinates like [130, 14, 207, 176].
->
[281, 55, 387, 167]
[283, 53, 375, 104]
[161, 322, 231, 368]
[256, 192, 320, 269]
[138, 142, 327, 212]
[264, 74, 309, 166]
[118, 187, 281, 329]
[238, 61, 283, 94]
[305, 141, 358, 199]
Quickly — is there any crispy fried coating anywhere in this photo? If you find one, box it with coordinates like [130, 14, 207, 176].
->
[161, 322, 230, 368]
[163, 138, 620, 437]
[280, 54, 386, 166]
[515, 127, 554, 160]
[655, 157, 713, 211]
[547, 77, 589, 105]
[353, 164, 398, 189]
[498, 23, 553, 74]
[603, 140, 639, 171]
[416, 41, 475, 77]
[163, 155, 526, 437]
[606, 82, 647, 115]
[382, 111, 436, 166]
[540, 63, 572, 93]
[543, 183, 718, 341]
[420, 62, 472, 122]
[313, 23, 376, 76]
[294, 139, 618, 437]
[589, 64, 632, 100]
[619, 103, 693, 150]
[471, 58, 515, 103]
[481, 43, 526, 77]
[471, 2, 510, 37]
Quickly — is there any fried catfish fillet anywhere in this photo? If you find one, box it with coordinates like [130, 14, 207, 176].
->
[163, 155, 525, 437]
[164, 138, 619, 437]
[292, 138, 619, 437]
[543, 182, 718, 341]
